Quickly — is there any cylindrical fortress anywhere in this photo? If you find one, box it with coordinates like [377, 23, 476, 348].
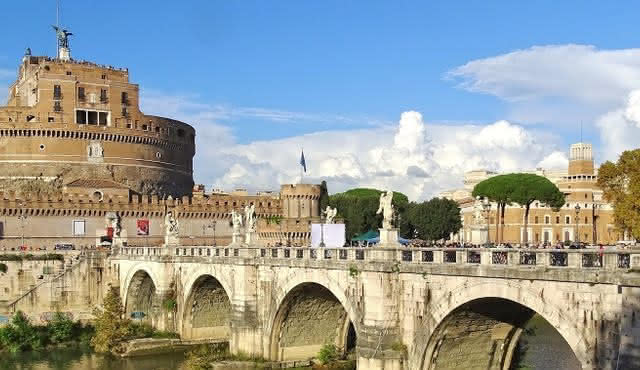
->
[0, 55, 195, 196]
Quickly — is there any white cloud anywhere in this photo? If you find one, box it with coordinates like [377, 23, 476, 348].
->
[537, 151, 569, 170]
[448, 45, 640, 124]
[596, 90, 640, 160]
[210, 112, 561, 201]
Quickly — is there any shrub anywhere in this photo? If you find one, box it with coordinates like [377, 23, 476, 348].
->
[0, 311, 43, 352]
[91, 286, 130, 353]
[318, 343, 339, 364]
[48, 312, 74, 343]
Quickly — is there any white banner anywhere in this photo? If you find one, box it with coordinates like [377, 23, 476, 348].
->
[311, 224, 346, 248]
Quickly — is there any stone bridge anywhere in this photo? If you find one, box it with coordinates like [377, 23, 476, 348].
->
[109, 246, 640, 369]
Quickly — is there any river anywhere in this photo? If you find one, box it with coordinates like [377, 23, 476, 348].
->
[1, 315, 581, 370]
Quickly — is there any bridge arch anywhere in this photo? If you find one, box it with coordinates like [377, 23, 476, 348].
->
[266, 273, 360, 361]
[123, 267, 160, 323]
[181, 269, 233, 340]
[412, 280, 590, 370]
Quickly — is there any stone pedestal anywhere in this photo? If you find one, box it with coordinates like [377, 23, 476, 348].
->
[244, 232, 257, 246]
[232, 232, 243, 245]
[379, 228, 400, 247]
[470, 225, 489, 245]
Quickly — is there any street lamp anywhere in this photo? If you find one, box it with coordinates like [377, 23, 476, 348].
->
[574, 204, 581, 245]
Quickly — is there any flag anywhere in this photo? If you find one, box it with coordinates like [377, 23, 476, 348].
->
[300, 150, 307, 173]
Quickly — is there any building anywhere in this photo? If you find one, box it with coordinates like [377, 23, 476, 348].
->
[441, 143, 623, 245]
[0, 28, 322, 249]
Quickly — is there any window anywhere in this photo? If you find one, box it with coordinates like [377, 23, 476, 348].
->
[88, 111, 98, 125]
[177, 128, 185, 137]
[98, 112, 108, 125]
[565, 216, 571, 224]
[53, 85, 62, 99]
[585, 216, 588, 224]
[54, 101, 62, 112]
[66, 71, 72, 76]
[48, 117, 55, 123]
[545, 216, 550, 224]
[100, 89, 108, 102]
[77, 87, 85, 101]
[76, 110, 87, 124]
[534, 216, 539, 224]
[121, 92, 129, 105]
[154, 126, 160, 133]
[101, 74, 106, 79]
[122, 107, 128, 117]
[73, 220, 86, 236]
[556, 216, 560, 224]
[142, 124, 148, 131]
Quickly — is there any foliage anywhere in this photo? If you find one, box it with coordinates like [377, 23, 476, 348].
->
[597, 149, 640, 240]
[0, 254, 64, 262]
[319, 180, 330, 212]
[90, 286, 130, 353]
[48, 312, 74, 344]
[329, 188, 411, 239]
[184, 343, 264, 370]
[0, 311, 94, 353]
[473, 173, 565, 244]
[0, 311, 43, 352]
[391, 341, 408, 355]
[348, 265, 359, 278]
[162, 282, 177, 312]
[265, 215, 283, 225]
[406, 198, 462, 241]
[317, 343, 339, 364]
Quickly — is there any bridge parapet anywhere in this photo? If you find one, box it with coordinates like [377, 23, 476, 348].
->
[115, 246, 639, 283]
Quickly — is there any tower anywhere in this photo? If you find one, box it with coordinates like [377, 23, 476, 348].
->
[568, 142, 594, 176]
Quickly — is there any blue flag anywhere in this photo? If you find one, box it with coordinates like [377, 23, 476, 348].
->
[300, 150, 307, 172]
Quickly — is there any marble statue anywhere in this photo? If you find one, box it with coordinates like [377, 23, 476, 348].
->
[323, 206, 337, 224]
[473, 196, 487, 225]
[244, 204, 256, 233]
[164, 210, 179, 245]
[376, 190, 394, 229]
[231, 210, 243, 234]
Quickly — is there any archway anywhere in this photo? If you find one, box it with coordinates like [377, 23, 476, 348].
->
[124, 270, 157, 323]
[182, 274, 232, 340]
[421, 298, 580, 370]
[270, 282, 356, 361]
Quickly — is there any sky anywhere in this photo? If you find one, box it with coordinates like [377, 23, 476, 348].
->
[2, 1, 640, 200]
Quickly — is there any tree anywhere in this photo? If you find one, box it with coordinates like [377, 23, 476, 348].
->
[509, 174, 565, 244]
[474, 174, 565, 244]
[329, 188, 411, 239]
[597, 149, 640, 240]
[91, 286, 130, 353]
[319, 181, 330, 213]
[407, 198, 461, 241]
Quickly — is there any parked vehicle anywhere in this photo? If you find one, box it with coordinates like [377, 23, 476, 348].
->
[54, 243, 75, 251]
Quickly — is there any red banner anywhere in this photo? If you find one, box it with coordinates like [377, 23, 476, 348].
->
[137, 219, 149, 236]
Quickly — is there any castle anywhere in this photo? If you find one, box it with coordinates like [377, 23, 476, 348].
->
[0, 28, 322, 249]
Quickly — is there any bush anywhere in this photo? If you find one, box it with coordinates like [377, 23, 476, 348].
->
[318, 343, 339, 364]
[91, 286, 130, 353]
[48, 312, 74, 344]
[0, 311, 43, 352]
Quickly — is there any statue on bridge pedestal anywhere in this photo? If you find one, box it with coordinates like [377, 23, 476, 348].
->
[376, 190, 394, 230]
[231, 209, 243, 244]
[244, 204, 257, 244]
[164, 210, 179, 246]
[323, 206, 337, 224]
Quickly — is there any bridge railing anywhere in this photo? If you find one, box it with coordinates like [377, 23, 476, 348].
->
[116, 245, 638, 271]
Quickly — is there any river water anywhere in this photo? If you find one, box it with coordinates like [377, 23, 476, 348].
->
[0, 346, 187, 370]
[1, 315, 581, 370]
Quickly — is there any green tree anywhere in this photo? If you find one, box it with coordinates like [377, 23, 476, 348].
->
[329, 188, 411, 239]
[473, 174, 516, 244]
[509, 174, 565, 244]
[597, 149, 640, 240]
[0, 311, 42, 352]
[48, 312, 74, 344]
[91, 286, 130, 353]
[407, 198, 461, 241]
[319, 180, 330, 212]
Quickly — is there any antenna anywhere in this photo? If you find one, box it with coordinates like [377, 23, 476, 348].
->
[580, 120, 583, 143]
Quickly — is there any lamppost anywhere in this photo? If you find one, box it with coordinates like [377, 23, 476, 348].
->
[319, 212, 326, 248]
[202, 220, 217, 246]
[574, 204, 581, 245]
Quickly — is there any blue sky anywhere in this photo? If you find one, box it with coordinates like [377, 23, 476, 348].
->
[2, 1, 640, 199]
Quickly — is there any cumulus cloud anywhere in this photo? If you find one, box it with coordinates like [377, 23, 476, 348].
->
[596, 90, 640, 160]
[537, 151, 569, 170]
[448, 45, 640, 124]
[208, 112, 561, 201]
